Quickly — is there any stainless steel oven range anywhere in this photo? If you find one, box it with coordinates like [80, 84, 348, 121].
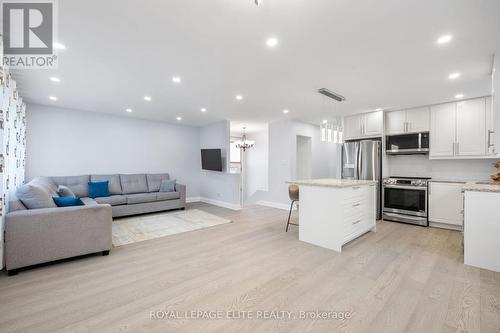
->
[382, 177, 430, 226]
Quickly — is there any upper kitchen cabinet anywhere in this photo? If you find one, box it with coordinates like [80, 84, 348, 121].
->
[385, 107, 429, 135]
[430, 97, 492, 159]
[430, 103, 456, 157]
[406, 107, 430, 133]
[456, 98, 486, 156]
[344, 111, 383, 140]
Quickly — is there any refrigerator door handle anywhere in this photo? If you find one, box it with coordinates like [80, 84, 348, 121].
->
[357, 143, 362, 179]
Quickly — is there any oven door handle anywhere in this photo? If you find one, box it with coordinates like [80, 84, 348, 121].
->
[383, 185, 427, 191]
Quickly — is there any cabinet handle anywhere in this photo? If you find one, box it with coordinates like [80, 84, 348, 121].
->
[488, 130, 494, 148]
[352, 186, 361, 189]
[456, 142, 459, 155]
[352, 203, 361, 207]
[353, 220, 361, 225]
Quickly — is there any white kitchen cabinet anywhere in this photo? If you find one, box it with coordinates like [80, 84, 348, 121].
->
[344, 115, 362, 140]
[430, 103, 456, 157]
[456, 99, 486, 156]
[428, 182, 464, 229]
[363, 111, 383, 137]
[486, 96, 495, 154]
[430, 97, 491, 159]
[385, 107, 429, 135]
[406, 107, 430, 133]
[344, 111, 383, 140]
[385, 110, 406, 135]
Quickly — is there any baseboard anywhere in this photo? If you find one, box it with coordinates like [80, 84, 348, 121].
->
[256, 200, 296, 211]
[197, 197, 242, 210]
[429, 221, 463, 231]
[186, 197, 202, 203]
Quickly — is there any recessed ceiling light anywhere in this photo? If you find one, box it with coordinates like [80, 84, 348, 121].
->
[266, 37, 278, 48]
[448, 72, 461, 79]
[283, 109, 289, 114]
[235, 95, 243, 101]
[53, 42, 65, 50]
[322, 120, 328, 124]
[49, 96, 57, 101]
[176, 116, 182, 121]
[375, 108, 383, 111]
[172, 76, 181, 83]
[201, 108, 207, 112]
[144, 96, 152, 101]
[455, 93, 464, 99]
[437, 35, 453, 44]
[50, 77, 60, 83]
[126, 108, 133, 113]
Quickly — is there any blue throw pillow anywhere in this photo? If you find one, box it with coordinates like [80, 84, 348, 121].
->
[88, 181, 110, 198]
[53, 197, 84, 207]
[159, 179, 176, 192]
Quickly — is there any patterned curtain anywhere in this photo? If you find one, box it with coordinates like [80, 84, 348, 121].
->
[0, 66, 27, 265]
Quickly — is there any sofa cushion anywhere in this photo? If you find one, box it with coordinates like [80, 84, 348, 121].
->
[31, 177, 58, 196]
[91, 174, 122, 195]
[81, 197, 98, 206]
[16, 183, 57, 209]
[126, 193, 157, 205]
[88, 181, 111, 199]
[51, 175, 90, 198]
[146, 173, 170, 192]
[120, 174, 148, 194]
[156, 192, 180, 201]
[57, 185, 76, 198]
[95, 195, 127, 206]
[159, 179, 176, 192]
[53, 197, 85, 207]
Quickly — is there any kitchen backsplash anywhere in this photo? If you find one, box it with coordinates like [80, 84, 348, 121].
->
[387, 155, 496, 181]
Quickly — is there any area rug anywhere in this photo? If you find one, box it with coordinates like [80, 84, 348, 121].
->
[112, 209, 232, 246]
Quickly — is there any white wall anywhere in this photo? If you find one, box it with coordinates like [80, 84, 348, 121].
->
[26, 104, 202, 197]
[259, 119, 340, 208]
[387, 155, 496, 181]
[199, 120, 241, 208]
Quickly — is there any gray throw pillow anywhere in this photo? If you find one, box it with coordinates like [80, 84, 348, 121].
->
[58, 185, 76, 198]
[159, 179, 176, 192]
[16, 183, 58, 209]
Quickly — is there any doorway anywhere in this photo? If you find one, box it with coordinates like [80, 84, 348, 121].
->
[296, 135, 312, 179]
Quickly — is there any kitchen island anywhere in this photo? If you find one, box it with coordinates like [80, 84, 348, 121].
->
[463, 183, 500, 272]
[287, 179, 377, 252]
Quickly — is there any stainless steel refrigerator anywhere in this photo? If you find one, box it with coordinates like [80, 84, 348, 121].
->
[341, 140, 382, 219]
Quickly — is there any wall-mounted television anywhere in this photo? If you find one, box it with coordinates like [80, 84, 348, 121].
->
[201, 149, 223, 172]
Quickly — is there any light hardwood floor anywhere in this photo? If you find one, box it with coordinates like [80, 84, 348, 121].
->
[0, 203, 499, 333]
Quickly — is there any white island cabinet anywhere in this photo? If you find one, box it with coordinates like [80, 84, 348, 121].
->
[463, 184, 500, 272]
[287, 179, 377, 252]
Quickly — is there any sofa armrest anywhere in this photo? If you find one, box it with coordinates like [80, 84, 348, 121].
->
[5, 204, 113, 270]
[175, 183, 186, 205]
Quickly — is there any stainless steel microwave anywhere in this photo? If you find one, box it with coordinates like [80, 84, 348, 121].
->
[386, 132, 429, 155]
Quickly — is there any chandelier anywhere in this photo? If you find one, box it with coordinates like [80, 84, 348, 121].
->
[235, 127, 255, 151]
[319, 88, 345, 144]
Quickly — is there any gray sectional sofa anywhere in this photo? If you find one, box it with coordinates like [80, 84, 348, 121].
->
[5, 173, 186, 275]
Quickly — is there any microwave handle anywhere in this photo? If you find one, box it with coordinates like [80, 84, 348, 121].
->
[418, 133, 422, 149]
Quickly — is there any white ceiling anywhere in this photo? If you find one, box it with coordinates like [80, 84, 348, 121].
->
[13, 0, 500, 127]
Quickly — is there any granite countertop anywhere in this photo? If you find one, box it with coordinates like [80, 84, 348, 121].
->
[462, 183, 500, 193]
[287, 179, 377, 188]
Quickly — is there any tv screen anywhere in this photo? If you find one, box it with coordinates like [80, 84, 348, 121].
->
[201, 149, 223, 172]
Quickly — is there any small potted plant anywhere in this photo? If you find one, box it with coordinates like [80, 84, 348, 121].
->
[491, 161, 500, 182]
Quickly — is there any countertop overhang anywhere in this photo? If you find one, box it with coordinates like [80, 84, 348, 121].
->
[462, 183, 500, 193]
[286, 179, 377, 188]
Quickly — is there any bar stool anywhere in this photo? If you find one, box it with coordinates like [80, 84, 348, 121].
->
[286, 185, 299, 232]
